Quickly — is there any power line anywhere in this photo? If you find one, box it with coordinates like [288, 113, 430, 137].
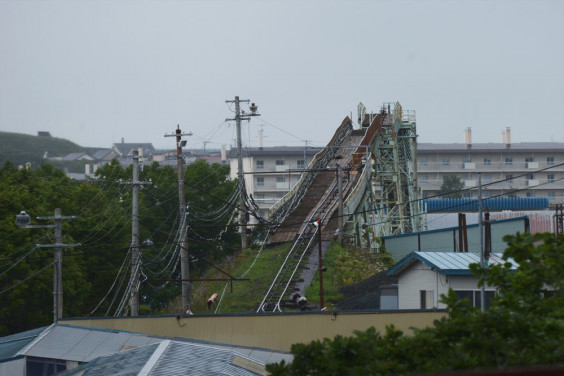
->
[0, 262, 54, 296]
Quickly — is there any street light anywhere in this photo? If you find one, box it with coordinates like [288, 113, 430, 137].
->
[14, 208, 78, 323]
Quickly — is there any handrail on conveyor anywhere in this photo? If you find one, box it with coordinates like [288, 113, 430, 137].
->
[257, 181, 338, 312]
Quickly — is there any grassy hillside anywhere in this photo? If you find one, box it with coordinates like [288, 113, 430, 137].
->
[0, 131, 85, 168]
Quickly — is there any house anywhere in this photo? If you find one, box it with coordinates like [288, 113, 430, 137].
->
[91, 148, 118, 161]
[61, 152, 94, 162]
[111, 141, 156, 159]
[0, 324, 290, 376]
[386, 251, 518, 310]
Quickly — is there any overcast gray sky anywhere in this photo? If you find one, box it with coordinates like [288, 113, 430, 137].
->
[1, 0, 563, 151]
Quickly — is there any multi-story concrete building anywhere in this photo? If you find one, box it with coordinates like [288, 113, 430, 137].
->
[418, 128, 564, 204]
[228, 146, 319, 220]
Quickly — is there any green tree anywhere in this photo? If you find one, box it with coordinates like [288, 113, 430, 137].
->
[0, 158, 241, 332]
[266, 232, 564, 374]
[438, 175, 464, 198]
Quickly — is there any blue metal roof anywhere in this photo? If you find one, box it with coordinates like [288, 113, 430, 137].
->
[387, 251, 517, 276]
[0, 326, 47, 363]
[420, 197, 549, 212]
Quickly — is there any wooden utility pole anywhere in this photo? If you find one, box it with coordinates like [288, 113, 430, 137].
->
[225, 97, 260, 250]
[130, 150, 140, 315]
[337, 164, 344, 244]
[317, 220, 324, 309]
[165, 125, 193, 312]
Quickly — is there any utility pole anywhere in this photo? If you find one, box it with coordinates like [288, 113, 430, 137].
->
[225, 97, 260, 250]
[165, 125, 193, 312]
[16, 209, 79, 323]
[316, 220, 324, 308]
[53, 209, 63, 322]
[337, 164, 344, 244]
[478, 172, 486, 312]
[130, 151, 141, 316]
[120, 150, 152, 316]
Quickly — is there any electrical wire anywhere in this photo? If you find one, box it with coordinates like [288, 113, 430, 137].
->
[0, 261, 54, 296]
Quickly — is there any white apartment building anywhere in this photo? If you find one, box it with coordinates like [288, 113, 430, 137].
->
[228, 146, 319, 220]
[418, 129, 564, 204]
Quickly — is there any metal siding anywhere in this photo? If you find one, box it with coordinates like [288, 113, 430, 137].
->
[422, 197, 549, 212]
[0, 358, 25, 376]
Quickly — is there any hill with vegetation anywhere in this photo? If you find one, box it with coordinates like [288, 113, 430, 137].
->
[0, 131, 85, 168]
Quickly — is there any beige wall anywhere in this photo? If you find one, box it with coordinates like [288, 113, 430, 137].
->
[61, 311, 446, 352]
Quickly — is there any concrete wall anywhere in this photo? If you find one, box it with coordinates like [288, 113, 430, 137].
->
[61, 310, 446, 353]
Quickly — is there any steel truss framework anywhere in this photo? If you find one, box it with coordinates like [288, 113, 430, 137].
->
[372, 102, 421, 236]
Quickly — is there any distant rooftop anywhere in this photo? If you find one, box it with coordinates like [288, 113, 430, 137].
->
[228, 146, 320, 158]
[419, 142, 564, 152]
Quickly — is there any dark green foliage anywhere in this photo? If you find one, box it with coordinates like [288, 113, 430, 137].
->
[0, 158, 239, 333]
[0, 131, 85, 168]
[267, 233, 564, 374]
[438, 175, 464, 198]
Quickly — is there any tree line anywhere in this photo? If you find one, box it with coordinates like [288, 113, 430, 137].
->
[0, 159, 239, 335]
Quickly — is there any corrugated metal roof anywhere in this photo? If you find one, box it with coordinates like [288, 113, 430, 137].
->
[1, 324, 287, 373]
[23, 325, 162, 362]
[0, 326, 47, 362]
[61, 340, 265, 376]
[387, 251, 517, 276]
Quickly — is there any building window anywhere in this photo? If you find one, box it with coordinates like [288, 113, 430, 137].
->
[256, 177, 264, 186]
[483, 157, 491, 166]
[547, 174, 555, 182]
[420, 175, 428, 182]
[506, 174, 513, 182]
[525, 157, 534, 163]
[26, 357, 67, 376]
[420, 157, 427, 166]
[255, 193, 265, 200]
[547, 157, 554, 165]
[276, 176, 285, 183]
[526, 191, 534, 198]
[485, 174, 492, 182]
[255, 160, 264, 169]
[442, 157, 449, 166]
[297, 159, 305, 169]
[505, 157, 512, 165]
[528, 173, 534, 180]
[463, 156, 472, 163]
[420, 290, 432, 309]
[454, 290, 495, 310]
[548, 192, 555, 199]
[420, 290, 427, 309]
[276, 160, 284, 166]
